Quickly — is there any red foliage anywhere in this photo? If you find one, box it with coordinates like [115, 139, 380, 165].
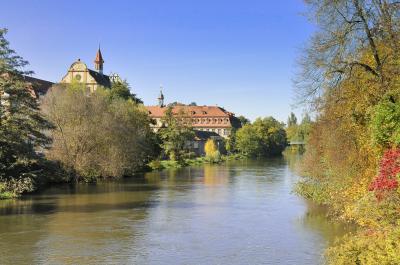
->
[369, 148, 400, 199]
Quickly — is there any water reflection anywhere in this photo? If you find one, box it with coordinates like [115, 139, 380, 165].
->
[0, 158, 351, 265]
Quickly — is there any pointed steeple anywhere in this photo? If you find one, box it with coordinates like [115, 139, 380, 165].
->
[158, 86, 165, 107]
[94, 45, 104, 74]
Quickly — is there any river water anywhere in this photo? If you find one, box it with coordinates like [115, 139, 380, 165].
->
[0, 158, 351, 265]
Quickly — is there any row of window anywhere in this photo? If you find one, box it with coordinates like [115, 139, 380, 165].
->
[190, 117, 230, 124]
[156, 117, 229, 125]
[198, 128, 230, 135]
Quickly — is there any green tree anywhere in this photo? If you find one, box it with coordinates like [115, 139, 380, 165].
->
[286, 113, 312, 143]
[110, 80, 143, 104]
[371, 95, 400, 147]
[235, 124, 261, 157]
[236, 117, 287, 157]
[0, 28, 53, 197]
[158, 106, 194, 161]
[286, 112, 299, 142]
[225, 128, 237, 154]
[42, 83, 156, 181]
[237, 115, 250, 127]
[297, 114, 312, 142]
[287, 112, 297, 127]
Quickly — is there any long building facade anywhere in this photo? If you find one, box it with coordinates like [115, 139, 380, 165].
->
[145, 94, 241, 138]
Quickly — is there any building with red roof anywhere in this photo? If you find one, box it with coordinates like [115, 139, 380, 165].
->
[145, 91, 240, 138]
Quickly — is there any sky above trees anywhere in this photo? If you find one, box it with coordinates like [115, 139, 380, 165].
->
[0, 0, 314, 122]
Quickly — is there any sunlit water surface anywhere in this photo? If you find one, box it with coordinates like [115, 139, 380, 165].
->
[0, 158, 351, 265]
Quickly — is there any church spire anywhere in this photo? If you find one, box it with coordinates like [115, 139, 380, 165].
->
[94, 45, 104, 74]
[158, 86, 165, 107]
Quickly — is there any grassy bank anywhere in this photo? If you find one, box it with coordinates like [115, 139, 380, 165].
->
[147, 154, 246, 170]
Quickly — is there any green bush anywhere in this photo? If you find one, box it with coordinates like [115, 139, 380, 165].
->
[235, 117, 287, 157]
[371, 97, 400, 147]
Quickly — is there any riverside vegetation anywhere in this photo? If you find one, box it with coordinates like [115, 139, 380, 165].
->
[0, 28, 287, 199]
[295, 1, 400, 264]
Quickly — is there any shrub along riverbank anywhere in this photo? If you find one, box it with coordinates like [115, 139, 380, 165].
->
[148, 153, 246, 171]
[296, 1, 400, 264]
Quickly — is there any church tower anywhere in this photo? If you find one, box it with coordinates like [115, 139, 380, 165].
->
[158, 88, 165, 107]
[94, 46, 104, 74]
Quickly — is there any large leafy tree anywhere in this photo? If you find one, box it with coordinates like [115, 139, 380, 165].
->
[158, 106, 194, 161]
[287, 112, 297, 127]
[0, 28, 52, 195]
[286, 113, 312, 143]
[42, 83, 156, 181]
[235, 117, 287, 157]
[110, 80, 143, 104]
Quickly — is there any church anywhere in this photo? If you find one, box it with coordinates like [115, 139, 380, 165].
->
[60, 48, 113, 92]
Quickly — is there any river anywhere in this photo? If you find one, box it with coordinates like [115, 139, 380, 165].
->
[0, 158, 351, 265]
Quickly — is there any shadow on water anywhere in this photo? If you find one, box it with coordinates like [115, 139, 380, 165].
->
[298, 200, 356, 245]
[0, 200, 159, 216]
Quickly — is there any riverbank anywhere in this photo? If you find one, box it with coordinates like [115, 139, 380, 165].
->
[0, 154, 247, 200]
[147, 153, 246, 171]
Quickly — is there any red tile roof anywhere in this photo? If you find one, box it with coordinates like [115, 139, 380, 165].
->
[145, 105, 241, 129]
[145, 105, 231, 118]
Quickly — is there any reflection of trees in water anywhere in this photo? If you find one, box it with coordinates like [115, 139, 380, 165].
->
[0, 197, 50, 264]
[203, 165, 229, 186]
[299, 200, 356, 245]
[0, 180, 160, 264]
[283, 150, 303, 174]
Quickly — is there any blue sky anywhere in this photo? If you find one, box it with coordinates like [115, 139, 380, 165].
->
[1, 0, 314, 122]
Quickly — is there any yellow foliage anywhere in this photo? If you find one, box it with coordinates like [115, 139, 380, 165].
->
[204, 139, 218, 157]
